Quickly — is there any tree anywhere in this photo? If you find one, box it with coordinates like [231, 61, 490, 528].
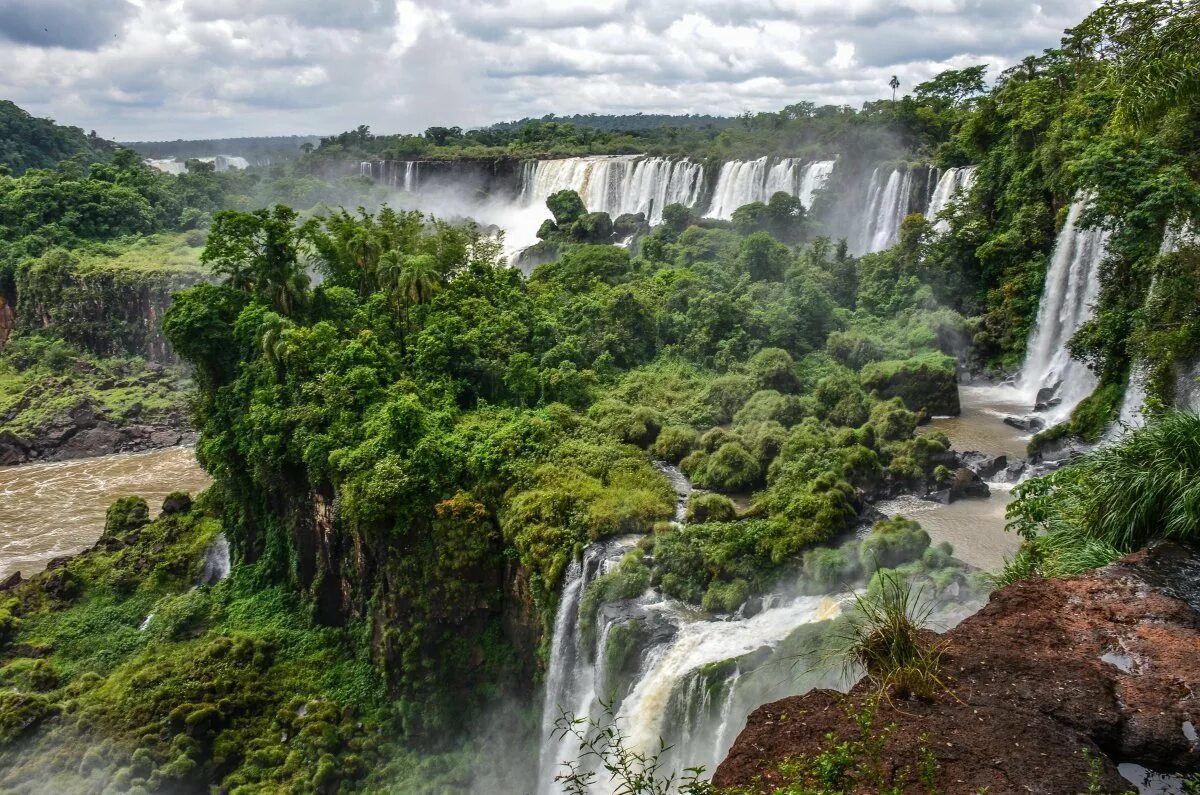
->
[890, 75, 901, 101]
[200, 206, 309, 314]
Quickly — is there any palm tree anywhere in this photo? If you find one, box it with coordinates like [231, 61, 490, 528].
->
[397, 253, 441, 309]
[889, 75, 901, 102]
[1110, 3, 1200, 133]
[344, 226, 382, 296]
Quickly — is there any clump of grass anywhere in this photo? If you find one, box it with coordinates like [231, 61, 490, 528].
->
[840, 571, 947, 701]
[1004, 411, 1200, 583]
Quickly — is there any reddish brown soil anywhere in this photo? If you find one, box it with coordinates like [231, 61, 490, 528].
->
[713, 544, 1200, 793]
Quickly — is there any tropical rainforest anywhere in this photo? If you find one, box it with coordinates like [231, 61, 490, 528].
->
[0, 0, 1199, 792]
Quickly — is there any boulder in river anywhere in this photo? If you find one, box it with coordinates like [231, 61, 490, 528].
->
[1003, 414, 1045, 433]
[957, 450, 1008, 480]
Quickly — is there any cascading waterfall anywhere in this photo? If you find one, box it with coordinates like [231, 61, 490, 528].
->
[798, 160, 836, 209]
[615, 595, 847, 779]
[537, 463, 855, 793]
[1016, 193, 1108, 422]
[537, 535, 643, 794]
[925, 166, 978, 232]
[520, 156, 705, 225]
[704, 158, 836, 220]
[197, 533, 231, 585]
[857, 167, 916, 254]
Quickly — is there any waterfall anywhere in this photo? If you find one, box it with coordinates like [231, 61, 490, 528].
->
[197, 533, 230, 585]
[797, 160, 836, 209]
[654, 461, 692, 525]
[519, 156, 705, 225]
[704, 158, 837, 220]
[1016, 194, 1108, 422]
[537, 536, 644, 794]
[615, 595, 846, 778]
[857, 167, 917, 254]
[925, 166, 977, 232]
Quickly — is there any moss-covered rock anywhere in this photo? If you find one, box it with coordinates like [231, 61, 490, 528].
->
[860, 352, 961, 416]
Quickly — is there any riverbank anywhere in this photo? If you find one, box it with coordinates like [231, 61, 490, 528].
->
[0, 446, 210, 582]
[713, 542, 1200, 792]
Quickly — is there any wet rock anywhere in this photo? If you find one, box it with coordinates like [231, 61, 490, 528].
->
[1004, 414, 1045, 433]
[924, 488, 952, 505]
[0, 570, 22, 591]
[1002, 461, 1028, 482]
[714, 543, 1200, 793]
[924, 468, 989, 504]
[957, 451, 1008, 480]
[161, 492, 193, 515]
[1035, 385, 1062, 412]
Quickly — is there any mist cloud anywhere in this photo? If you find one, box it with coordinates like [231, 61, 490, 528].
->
[0, 0, 1100, 140]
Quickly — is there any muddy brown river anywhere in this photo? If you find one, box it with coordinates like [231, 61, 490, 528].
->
[0, 447, 211, 581]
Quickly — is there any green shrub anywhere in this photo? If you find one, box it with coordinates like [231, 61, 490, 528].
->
[105, 496, 150, 537]
[840, 571, 946, 700]
[802, 546, 860, 591]
[702, 579, 750, 613]
[685, 492, 737, 524]
[733, 389, 805, 428]
[746, 347, 801, 393]
[695, 441, 761, 491]
[859, 517, 931, 573]
[652, 424, 698, 463]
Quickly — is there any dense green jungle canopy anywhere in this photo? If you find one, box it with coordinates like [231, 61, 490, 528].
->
[0, 0, 1199, 791]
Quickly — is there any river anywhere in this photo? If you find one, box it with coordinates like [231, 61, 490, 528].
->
[881, 384, 1029, 571]
[0, 446, 211, 581]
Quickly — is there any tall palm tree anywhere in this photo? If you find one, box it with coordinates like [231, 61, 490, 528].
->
[397, 253, 441, 309]
[345, 226, 382, 296]
[889, 75, 901, 102]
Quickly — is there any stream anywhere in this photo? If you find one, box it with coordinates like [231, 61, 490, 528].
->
[0, 446, 211, 581]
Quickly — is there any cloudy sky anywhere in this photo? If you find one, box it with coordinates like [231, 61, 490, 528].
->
[0, 0, 1099, 142]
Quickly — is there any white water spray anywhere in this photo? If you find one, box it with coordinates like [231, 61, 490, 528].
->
[925, 166, 978, 232]
[857, 167, 917, 254]
[1016, 193, 1108, 422]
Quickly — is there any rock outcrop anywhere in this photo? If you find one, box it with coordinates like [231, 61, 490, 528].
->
[0, 397, 192, 465]
[714, 543, 1200, 793]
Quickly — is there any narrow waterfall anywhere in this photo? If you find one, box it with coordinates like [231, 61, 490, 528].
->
[197, 533, 231, 585]
[519, 156, 705, 225]
[537, 536, 644, 794]
[857, 167, 916, 254]
[925, 166, 977, 232]
[1016, 194, 1108, 422]
[797, 160, 836, 208]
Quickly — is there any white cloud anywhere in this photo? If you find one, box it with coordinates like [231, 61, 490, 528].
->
[0, 0, 1100, 140]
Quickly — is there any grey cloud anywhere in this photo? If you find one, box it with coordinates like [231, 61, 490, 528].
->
[0, 0, 1101, 140]
[185, 0, 395, 30]
[0, 0, 134, 50]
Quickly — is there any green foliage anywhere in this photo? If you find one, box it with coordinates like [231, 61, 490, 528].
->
[685, 493, 737, 524]
[0, 100, 117, 175]
[841, 572, 946, 700]
[860, 352, 960, 416]
[1005, 411, 1200, 582]
[104, 497, 150, 538]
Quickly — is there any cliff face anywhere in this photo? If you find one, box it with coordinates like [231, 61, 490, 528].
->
[13, 263, 206, 364]
[714, 543, 1200, 793]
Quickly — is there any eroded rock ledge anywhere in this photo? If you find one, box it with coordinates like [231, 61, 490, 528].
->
[714, 543, 1200, 793]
